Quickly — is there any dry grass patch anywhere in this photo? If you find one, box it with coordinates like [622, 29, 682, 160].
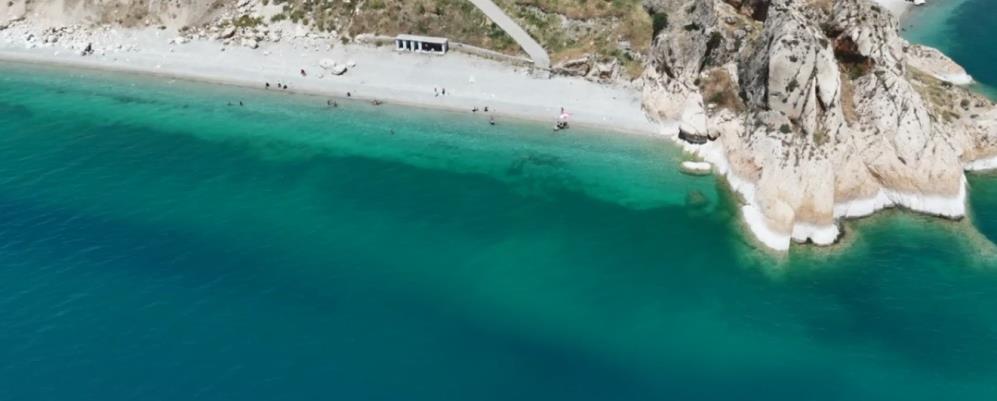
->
[699, 67, 745, 112]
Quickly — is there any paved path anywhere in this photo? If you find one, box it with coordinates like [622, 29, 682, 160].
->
[467, 0, 550, 69]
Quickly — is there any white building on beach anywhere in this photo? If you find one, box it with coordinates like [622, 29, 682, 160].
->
[395, 34, 449, 55]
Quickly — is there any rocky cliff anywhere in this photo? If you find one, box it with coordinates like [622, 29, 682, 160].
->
[640, 0, 997, 250]
[0, 0, 227, 27]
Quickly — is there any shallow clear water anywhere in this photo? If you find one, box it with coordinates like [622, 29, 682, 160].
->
[1, 61, 997, 400]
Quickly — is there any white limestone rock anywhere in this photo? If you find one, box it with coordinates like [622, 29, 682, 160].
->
[640, 0, 997, 250]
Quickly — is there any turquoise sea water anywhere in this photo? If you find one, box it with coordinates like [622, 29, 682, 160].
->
[903, 0, 997, 97]
[2, 58, 997, 400]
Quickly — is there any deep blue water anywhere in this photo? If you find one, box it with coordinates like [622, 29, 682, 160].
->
[1, 55, 997, 400]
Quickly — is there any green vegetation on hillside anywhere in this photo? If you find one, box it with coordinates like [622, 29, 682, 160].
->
[267, 0, 651, 78]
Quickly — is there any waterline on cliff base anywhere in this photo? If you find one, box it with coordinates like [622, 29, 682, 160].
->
[677, 134, 974, 251]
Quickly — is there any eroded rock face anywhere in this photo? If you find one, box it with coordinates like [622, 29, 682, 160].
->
[1, 0, 227, 28]
[641, 0, 997, 250]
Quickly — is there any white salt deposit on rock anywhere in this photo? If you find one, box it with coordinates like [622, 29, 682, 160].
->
[641, 0, 997, 250]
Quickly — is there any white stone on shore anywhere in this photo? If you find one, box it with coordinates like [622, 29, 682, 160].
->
[318, 58, 348, 75]
[217, 26, 237, 40]
[680, 161, 713, 175]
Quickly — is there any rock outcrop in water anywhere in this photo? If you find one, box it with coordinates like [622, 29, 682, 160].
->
[640, 0, 997, 250]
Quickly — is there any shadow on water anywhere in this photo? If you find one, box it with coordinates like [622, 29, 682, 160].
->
[0, 100, 32, 118]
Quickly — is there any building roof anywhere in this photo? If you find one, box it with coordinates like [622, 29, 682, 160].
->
[396, 34, 449, 44]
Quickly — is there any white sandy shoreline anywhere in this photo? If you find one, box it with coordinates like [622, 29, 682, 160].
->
[0, 25, 657, 136]
[2, 0, 988, 254]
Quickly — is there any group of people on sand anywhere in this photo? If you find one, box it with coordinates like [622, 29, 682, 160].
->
[471, 106, 496, 126]
[257, 71, 574, 131]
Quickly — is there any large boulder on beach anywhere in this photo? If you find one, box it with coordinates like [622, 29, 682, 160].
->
[217, 26, 237, 40]
[328, 64, 347, 76]
[553, 56, 591, 76]
[319, 58, 348, 75]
